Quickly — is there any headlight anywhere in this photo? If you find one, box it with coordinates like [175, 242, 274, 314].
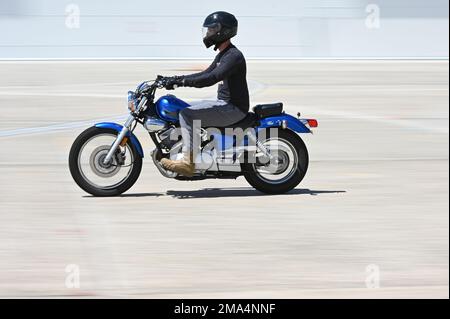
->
[127, 91, 137, 112]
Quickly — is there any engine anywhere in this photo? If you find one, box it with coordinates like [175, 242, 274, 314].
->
[158, 126, 181, 150]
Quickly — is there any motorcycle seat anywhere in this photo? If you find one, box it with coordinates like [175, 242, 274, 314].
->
[253, 103, 284, 118]
[207, 112, 258, 130]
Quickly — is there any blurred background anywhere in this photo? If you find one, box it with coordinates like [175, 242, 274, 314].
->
[0, 0, 448, 298]
[0, 0, 448, 59]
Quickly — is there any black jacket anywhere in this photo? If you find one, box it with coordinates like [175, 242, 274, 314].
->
[183, 44, 250, 113]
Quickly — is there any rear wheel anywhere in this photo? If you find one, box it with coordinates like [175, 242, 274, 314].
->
[242, 129, 309, 194]
[69, 127, 142, 197]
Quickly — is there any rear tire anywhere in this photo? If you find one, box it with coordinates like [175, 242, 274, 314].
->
[69, 127, 143, 197]
[242, 129, 309, 194]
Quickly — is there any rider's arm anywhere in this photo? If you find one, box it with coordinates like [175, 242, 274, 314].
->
[183, 51, 242, 88]
[182, 59, 217, 80]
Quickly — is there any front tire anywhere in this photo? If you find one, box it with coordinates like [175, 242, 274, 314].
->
[69, 127, 142, 197]
[243, 129, 309, 194]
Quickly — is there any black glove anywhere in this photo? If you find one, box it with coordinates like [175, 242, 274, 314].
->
[164, 76, 184, 90]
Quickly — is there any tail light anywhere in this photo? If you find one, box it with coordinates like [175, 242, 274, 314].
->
[307, 119, 319, 128]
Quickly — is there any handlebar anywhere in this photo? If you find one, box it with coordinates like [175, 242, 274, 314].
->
[136, 75, 175, 96]
[130, 76, 173, 115]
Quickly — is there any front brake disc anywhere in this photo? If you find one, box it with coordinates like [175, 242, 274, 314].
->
[89, 145, 122, 178]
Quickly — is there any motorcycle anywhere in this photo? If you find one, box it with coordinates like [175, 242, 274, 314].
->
[69, 76, 318, 197]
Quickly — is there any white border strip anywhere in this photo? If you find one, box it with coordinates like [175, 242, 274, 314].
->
[0, 57, 448, 62]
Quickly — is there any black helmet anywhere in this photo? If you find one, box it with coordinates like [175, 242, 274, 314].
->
[202, 11, 238, 49]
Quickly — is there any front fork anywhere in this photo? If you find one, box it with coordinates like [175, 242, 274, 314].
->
[103, 115, 135, 165]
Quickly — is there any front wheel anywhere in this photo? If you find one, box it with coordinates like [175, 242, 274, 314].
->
[242, 129, 309, 194]
[69, 127, 143, 197]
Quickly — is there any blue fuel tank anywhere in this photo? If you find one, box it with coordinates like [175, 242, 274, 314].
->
[155, 95, 190, 122]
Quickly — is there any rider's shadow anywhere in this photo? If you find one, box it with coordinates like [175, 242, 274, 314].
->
[165, 188, 346, 199]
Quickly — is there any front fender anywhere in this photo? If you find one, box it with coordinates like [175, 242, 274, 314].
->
[95, 122, 144, 158]
[258, 114, 311, 134]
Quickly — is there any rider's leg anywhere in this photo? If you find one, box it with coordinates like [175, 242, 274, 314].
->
[161, 101, 246, 176]
[181, 100, 246, 156]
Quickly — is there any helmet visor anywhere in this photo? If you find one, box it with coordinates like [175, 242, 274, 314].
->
[202, 23, 221, 40]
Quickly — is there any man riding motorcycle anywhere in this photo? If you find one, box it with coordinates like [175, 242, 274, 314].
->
[160, 11, 249, 177]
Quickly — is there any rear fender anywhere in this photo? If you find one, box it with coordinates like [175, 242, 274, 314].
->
[95, 122, 144, 158]
[257, 114, 312, 134]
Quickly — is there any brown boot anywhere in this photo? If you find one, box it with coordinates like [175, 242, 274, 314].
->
[160, 153, 195, 177]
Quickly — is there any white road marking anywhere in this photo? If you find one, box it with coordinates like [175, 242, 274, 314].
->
[0, 92, 126, 99]
[0, 115, 127, 137]
[293, 107, 449, 134]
